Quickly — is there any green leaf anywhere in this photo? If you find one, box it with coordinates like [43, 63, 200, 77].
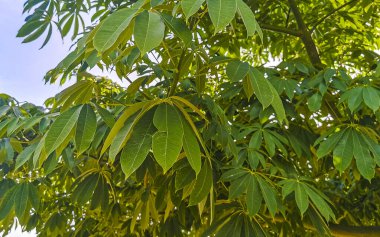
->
[236, 0, 261, 38]
[257, 176, 277, 217]
[269, 85, 287, 124]
[249, 131, 262, 150]
[109, 116, 134, 163]
[161, 13, 192, 47]
[304, 185, 335, 221]
[295, 183, 309, 217]
[333, 129, 354, 172]
[316, 130, 345, 158]
[226, 61, 250, 82]
[220, 168, 248, 181]
[246, 176, 262, 216]
[134, 11, 165, 55]
[175, 165, 196, 191]
[14, 183, 29, 219]
[307, 93, 322, 112]
[189, 160, 213, 205]
[353, 131, 375, 180]
[15, 143, 38, 170]
[95, 104, 115, 128]
[180, 116, 202, 175]
[347, 87, 363, 113]
[249, 68, 273, 109]
[93, 8, 137, 52]
[120, 110, 156, 178]
[45, 106, 82, 156]
[75, 105, 97, 155]
[0, 187, 16, 219]
[229, 174, 248, 199]
[181, 0, 205, 20]
[363, 87, 380, 112]
[152, 103, 184, 173]
[207, 0, 237, 33]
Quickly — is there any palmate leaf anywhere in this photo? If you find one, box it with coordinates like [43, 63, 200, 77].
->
[134, 11, 165, 55]
[207, 0, 237, 33]
[246, 175, 262, 216]
[152, 103, 184, 173]
[93, 8, 137, 52]
[295, 183, 309, 217]
[45, 106, 82, 156]
[333, 129, 354, 172]
[120, 109, 156, 179]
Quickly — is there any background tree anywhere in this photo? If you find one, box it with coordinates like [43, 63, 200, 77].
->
[1, 0, 380, 236]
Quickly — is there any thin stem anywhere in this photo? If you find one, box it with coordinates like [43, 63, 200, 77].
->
[260, 23, 302, 37]
[311, 0, 359, 33]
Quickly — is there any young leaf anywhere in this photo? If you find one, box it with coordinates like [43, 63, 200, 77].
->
[45, 106, 82, 156]
[207, 0, 237, 33]
[93, 8, 137, 52]
[181, 0, 205, 20]
[189, 160, 213, 205]
[75, 104, 97, 155]
[134, 11, 165, 55]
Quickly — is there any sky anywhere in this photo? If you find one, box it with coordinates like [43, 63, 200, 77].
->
[0, 0, 74, 106]
[0, 0, 71, 235]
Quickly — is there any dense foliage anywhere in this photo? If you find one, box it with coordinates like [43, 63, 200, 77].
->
[1, 0, 380, 236]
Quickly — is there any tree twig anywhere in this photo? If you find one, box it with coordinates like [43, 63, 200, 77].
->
[311, 0, 359, 33]
[260, 23, 302, 37]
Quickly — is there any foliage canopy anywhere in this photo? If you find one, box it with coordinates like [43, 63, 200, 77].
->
[1, 0, 380, 236]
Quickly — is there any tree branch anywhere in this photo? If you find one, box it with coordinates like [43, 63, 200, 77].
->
[311, 0, 359, 33]
[260, 23, 302, 37]
[287, 0, 323, 69]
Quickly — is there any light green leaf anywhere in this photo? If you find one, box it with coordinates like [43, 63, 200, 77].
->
[180, 116, 202, 175]
[333, 129, 354, 172]
[363, 87, 380, 112]
[353, 131, 375, 180]
[15, 143, 38, 170]
[93, 8, 137, 52]
[45, 106, 82, 156]
[101, 101, 147, 155]
[120, 110, 156, 178]
[295, 183, 309, 217]
[134, 11, 165, 55]
[226, 61, 250, 82]
[236, 0, 261, 38]
[181, 0, 205, 20]
[189, 160, 213, 205]
[75, 105, 97, 155]
[0, 187, 16, 219]
[161, 13, 192, 47]
[152, 103, 184, 173]
[207, 0, 237, 33]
